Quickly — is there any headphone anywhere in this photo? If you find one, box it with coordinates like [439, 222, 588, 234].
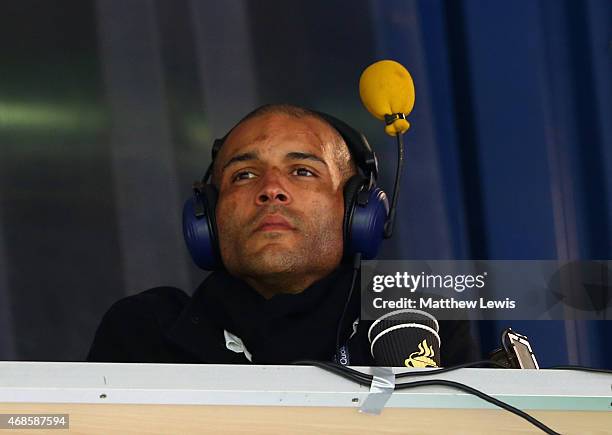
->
[182, 110, 390, 271]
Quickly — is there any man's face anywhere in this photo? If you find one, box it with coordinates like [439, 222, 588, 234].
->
[214, 113, 347, 286]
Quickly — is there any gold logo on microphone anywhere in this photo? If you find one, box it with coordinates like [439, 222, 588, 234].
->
[405, 339, 438, 368]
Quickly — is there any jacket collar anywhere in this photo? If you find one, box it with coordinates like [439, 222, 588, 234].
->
[164, 273, 248, 363]
[165, 265, 359, 364]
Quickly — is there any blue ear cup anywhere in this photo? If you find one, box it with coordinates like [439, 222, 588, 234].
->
[182, 184, 222, 270]
[343, 175, 389, 260]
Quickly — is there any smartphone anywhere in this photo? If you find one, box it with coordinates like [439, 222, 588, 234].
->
[506, 330, 539, 369]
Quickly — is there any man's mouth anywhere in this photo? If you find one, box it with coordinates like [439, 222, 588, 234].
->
[254, 215, 295, 232]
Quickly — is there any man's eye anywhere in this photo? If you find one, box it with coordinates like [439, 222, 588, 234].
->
[292, 168, 315, 177]
[233, 171, 257, 182]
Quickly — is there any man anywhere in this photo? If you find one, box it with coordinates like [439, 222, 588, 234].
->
[87, 104, 478, 365]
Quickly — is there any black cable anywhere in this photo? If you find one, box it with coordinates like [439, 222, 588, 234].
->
[395, 359, 508, 378]
[547, 365, 612, 374]
[293, 360, 561, 435]
[383, 133, 404, 239]
[296, 360, 371, 384]
[294, 360, 372, 386]
[298, 359, 612, 378]
[394, 379, 560, 435]
[295, 359, 508, 381]
[501, 328, 511, 354]
[334, 253, 362, 358]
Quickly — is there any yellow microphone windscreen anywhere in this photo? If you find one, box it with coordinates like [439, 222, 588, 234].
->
[359, 60, 415, 136]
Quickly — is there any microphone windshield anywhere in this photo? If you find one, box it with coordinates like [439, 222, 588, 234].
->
[368, 309, 441, 368]
[359, 60, 415, 136]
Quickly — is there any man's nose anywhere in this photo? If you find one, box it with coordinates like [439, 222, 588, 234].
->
[255, 170, 292, 205]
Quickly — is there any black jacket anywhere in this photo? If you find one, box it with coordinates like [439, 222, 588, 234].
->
[87, 267, 479, 366]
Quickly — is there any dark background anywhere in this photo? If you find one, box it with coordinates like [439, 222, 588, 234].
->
[0, 0, 610, 368]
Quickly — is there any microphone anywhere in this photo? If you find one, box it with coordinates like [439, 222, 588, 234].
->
[368, 309, 441, 367]
[359, 60, 415, 238]
[359, 60, 415, 137]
